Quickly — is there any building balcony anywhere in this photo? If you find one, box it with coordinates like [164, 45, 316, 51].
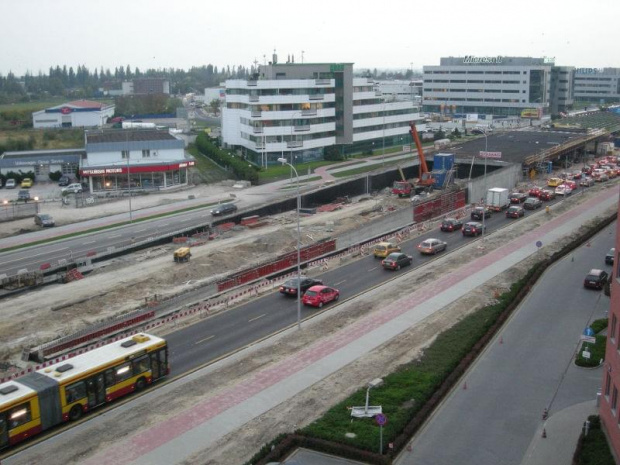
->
[375, 91, 383, 97]
[315, 79, 331, 85]
[309, 94, 324, 101]
[287, 141, 303, 148]
[255, 142, 265, 149]
[301, 109, 317, 116]
[247, 80, 258, 86]
[294, 125, 311, 132]
[253, 127, 263, 134]
[249, 95, 259, 102]
[251, 110, 262, 117]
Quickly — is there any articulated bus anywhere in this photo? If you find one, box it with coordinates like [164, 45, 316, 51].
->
[0, 333, 168, 450]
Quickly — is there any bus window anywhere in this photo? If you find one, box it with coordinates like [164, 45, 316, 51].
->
[8, 403, 31, 429]
[65, 381, 86, 404]
[115, 363, 132, 383]
[132, 355, 150, 375]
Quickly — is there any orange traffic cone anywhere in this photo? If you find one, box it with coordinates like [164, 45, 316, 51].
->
[542, 428, 547, 438]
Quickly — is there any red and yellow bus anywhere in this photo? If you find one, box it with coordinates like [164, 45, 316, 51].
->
[0, 333, 168, 450]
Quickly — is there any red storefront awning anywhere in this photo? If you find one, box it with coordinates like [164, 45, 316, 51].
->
[80, 160, 195, 176]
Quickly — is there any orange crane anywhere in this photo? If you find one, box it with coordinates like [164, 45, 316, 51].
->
[391, 123, 435, 197]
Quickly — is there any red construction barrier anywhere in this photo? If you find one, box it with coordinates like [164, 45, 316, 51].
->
[86, 250, 97, 257]
[40, 263, 51, 270]
[173, 237, 188, 243]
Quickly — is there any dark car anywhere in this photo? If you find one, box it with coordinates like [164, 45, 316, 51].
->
[471, 206, 492, 220]
[462, 221, 485, 236]
[210, 203, 238, 216]
[505, 206, 524, 218]
[538, 189, 556, 201]
[34, 213, 55, 227]
[440, 218, 463, 232]
[17, 190, 31, 202]
[382, 252, 413, 270]
[606, 248, 615, 266]
[523, 197, 543, 210]
[471, 128, 485, 135]
[279, 277, 323, 296]
[58, 176, 71, 186]
[584, 269, 609, 290]
[509, 192, 527, 204]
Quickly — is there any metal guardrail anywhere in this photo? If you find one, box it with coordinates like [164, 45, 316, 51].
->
[522, 129, 607, 166]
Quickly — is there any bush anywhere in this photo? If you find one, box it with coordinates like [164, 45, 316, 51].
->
[48, 171, 63, 182]
[195, 133, 259, 184]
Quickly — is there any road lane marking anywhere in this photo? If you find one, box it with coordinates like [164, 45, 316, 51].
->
[108, 234, 121, 238]
[334, 280, 347, 286]
[367, 267, 378, 272]
[83, 241, 96, 245]
[248, 314, 266, 323]
[0, 248, 69, 266]
[195, 335, 215, 345]
[135, 228, 147, 233]
[180, 218, 193, 222]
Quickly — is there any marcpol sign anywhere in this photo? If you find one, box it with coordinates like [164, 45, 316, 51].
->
[463, 55, 503, 64]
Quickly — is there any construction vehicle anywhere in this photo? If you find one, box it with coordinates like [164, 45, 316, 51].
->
[391, 123, 435, 197]
[173, 247, 192, 263]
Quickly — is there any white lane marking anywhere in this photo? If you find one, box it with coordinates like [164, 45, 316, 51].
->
[367, 267, 378, 272]
[0, 248, 69, 266]
[248, 314, 266, 323]
[108, 234, 121, 239]
[195, 335, 215, 345]
[334, 280, 347, 286]
[83, 241, 96, 245]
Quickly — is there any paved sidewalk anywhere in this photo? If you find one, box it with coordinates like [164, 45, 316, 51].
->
[18, 186, 608, 465]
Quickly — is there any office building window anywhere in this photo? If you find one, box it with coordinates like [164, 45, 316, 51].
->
[612, 386, 618, 415]
[142, 149, 151, 158]
[606, 373, 611, 397]
[612, 315, 617, 344]
[122, 150, 129, 159]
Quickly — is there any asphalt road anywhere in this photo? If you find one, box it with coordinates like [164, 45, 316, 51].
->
[166, 192, 581, 375]
[395, 222, 615, 465]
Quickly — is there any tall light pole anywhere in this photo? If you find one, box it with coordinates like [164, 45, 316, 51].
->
[382, 102, 386, 166]
[480, 131, 488, 245]
[278, 157, 302, 330]
[125, 130, 133, 223]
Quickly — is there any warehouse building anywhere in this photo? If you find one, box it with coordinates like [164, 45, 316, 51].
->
[32, 100, 115, 128]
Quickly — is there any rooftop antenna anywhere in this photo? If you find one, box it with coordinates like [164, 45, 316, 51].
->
[301, 51, 305, 63]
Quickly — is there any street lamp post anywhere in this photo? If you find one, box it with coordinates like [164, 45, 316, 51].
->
[382, 102, 386, 166]
[278, 157, 302, 330]
[125, 131, 133, 223]
[481, 131, 488, 245]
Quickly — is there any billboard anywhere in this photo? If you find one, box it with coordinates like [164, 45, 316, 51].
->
[520, 108, 542, 119]
[466, 114, 478, 122]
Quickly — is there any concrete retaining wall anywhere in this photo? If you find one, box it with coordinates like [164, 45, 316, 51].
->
[466, 162, 523, 204]
[336, 206, 413, 249]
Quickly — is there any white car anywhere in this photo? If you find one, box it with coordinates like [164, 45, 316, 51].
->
[62, 183, 83, 194]
[5, 178, 16, 189]
[555, 184, 572, 196]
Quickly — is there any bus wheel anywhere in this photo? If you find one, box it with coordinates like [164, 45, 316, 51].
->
[69, 405, 83, 421]
[135, 377, 147, 391]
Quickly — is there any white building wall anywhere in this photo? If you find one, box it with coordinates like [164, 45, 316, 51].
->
[84, 147, 185, 166]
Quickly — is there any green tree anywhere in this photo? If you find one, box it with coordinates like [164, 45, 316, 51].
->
[209, 99, 221, 116]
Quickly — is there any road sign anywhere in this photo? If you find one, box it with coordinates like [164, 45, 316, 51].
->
[536, 241, 543, 248]
[582, 350, 591, 359]
[584, 327, 595, 337]
[479, 151, 502, 159]
[375, 413, 387, 426]
[580, 335, 596, 343]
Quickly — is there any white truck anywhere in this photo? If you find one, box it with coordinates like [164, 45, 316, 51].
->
[486, 187, 509, 211]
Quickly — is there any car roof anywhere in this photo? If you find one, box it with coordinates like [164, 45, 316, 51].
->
[306, 285, 328, 292]
[376, 242, 395, 247]
[465, 221, 481, 226]
[588, 269, 605, 276]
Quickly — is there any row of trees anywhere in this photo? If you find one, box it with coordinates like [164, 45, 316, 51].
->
[0, 63, 258, 104]
[195, 133, 259, 184]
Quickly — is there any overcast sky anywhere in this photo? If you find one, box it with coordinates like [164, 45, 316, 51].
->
[1, 0, 618, 76]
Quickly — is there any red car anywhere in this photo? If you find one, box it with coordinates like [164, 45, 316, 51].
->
[302, 285, 340, 308]
[563, 180, 577, 190]
[528, 186, 543, 197]
[539, 189, 556, 201]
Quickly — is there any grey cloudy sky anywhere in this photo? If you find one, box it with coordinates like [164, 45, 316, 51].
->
[1, 0, 618, 76]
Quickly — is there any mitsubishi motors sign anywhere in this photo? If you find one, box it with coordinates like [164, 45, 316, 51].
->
[479, 151, 502, 159]
[60, 107, 73, 114]
[80, 160, 195, 176]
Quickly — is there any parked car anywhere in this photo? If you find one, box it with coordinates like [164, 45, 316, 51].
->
[20, 178, 33, 188]
[471, 128, 485, 135]
[440, 218, 463, 232]
[583, 269, 609, 290]
[417, 238, 448, 255]
[539, 189, 556, 201]
[554, 184, 572, 196]
[523, 197, 543, 210]
[34, 213, 55, 227]
[580, 177, 595, 187]
[373, 241, 401, 258]
[62, 183, 83, 194]
[509, 192, 527, 204]
[471, 206, 492, 220]
[462, 221, 485, 237]
[58, 176, 71, 186]
[5, 178, 16, 189]
[505, 205, 525, 218]
[528, 186, 543, 197]
[279, 277, 323, 296]
[381, 252, 413, 270]
[210, 203, 237, 216]
[17, 190, 31, 201]
[547, 177, 563, 187]
[606, 248, 615, 266]
[301, 285, 340, 308]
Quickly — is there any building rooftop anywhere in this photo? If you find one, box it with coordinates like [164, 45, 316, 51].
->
[49, 99, 111, 110]
[86, 129, 179, 144]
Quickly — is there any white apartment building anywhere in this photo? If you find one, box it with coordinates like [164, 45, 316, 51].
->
[375, 80, 423, 102]
[222, 60, 422, 166]
[423, 56, 553, 118]
[573, 68, 620, 104]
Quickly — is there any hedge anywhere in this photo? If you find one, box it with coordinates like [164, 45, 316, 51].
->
[195, 133, 259, 184]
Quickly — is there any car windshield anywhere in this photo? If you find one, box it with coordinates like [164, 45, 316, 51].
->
[304, 290, 317, 297]
[386, 253, 400, 260]
[375, 246, 386, 251]
[39, 215, 50, 220]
